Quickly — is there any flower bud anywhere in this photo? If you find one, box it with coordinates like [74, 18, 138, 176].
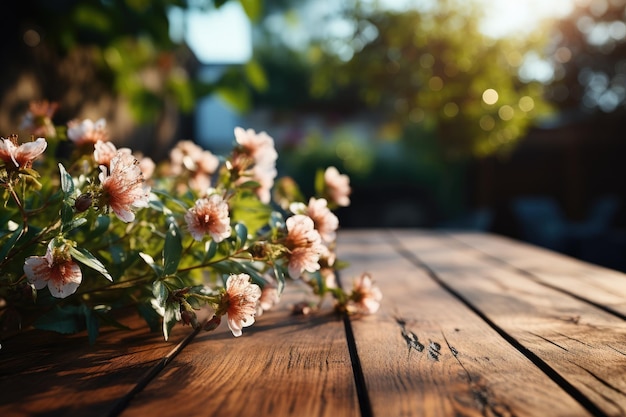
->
[203, 315, 221, 331]
[74, 193, 92, 212]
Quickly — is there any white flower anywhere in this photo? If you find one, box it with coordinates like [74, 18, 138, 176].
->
[0, 136, 47, 169]
[67, 118, 108, 145]
[224, 274, 262, 337]
[285, 215, 325, 279]
[324, 166, 351, 207]
[304, 197, 339, 243]
[99, 151, 150, 222]
[24, 245, 82, 299]
[184, 194, 232, 242]
[348, 273, 382, 314]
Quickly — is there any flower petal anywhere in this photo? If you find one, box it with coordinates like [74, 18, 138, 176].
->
[23, 256, 50, 290]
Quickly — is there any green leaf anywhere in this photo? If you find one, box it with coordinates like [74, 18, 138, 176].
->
[234, 223, 248, 249]
[273, 263, 286, 295]
[58, 163, 74, 195]
[0, 223, 23, 261]
[147, 192, 174, 215]
[162, 303, 179, 341]
[69, 246, 113, 282]
[163, 220, 182, 276]
[270, 211, 285, 231]
[91, 215, 111, 236]
[81, 304, 100, 345]
[95, 308, 131, 331]
[33, 305, 83, 334]
[237, 262, 264, 285]
[314, 168, 326, 197]
[140, 252, 164, 277]
[230, 192, 272, 236]
[239, 0, 262, 21]
[244, 59, 268, 91]
[216, 85, 250, 113]
[62, 217, 87, 234]
[137, 302, 161, 332]
[152, 280, 168, 307]
[61, 202, 74, 227]
[204, 240, 217, 262]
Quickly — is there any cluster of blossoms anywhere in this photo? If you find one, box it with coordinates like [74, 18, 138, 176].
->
[0, 101, 381, 343]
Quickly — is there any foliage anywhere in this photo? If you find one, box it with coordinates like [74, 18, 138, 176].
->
[546, 1, 626, 114]
[299, 0, 555, 159]
[0, 0, 267, 131]
[0, 102, 380, 344]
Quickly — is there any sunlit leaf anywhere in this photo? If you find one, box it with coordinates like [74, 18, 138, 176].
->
[152, 280, 168, 307]
[216, 85, 250, 113]
[162, 303, 179, 341]
[163, 220, 182, 276]
[234, 223, 248, 249]
[69, 247, 113, 282]
[140, 252, 163, 277]
[204, 240, 217, 262]
[230, 192, 272, 236]
[62, 217, 87, 234]
[60, 203, 74, 228]
[0, 223, 23, 261]
[137, 302, 161, 332]
[273, 263, 286, 295]
[314, 168, 325, 197]
[58, 163, 74, 195]
[244, 59, 268, 91]
[239, 0, 262, 21]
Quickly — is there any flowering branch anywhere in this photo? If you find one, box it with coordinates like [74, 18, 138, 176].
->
[0, 100, 382, 345]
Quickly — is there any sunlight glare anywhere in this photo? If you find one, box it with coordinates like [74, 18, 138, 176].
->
[478, 0, 576, 38]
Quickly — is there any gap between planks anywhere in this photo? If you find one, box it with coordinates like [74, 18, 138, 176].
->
[386, 230, 611, 417]
[444, 232, 626, 322]
[106, 320, 205, 417]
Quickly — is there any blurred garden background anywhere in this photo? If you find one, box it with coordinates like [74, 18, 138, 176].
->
[1, 0, 626, 270]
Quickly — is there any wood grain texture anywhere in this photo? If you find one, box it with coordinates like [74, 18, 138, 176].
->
[450, 232, 626, 318]
[120, 281, 359, 417]
[0, 309, 201, 417]
[392, 229, 626, 417]
[337, 230, 590, 417]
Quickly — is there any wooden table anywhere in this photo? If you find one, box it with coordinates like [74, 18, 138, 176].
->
[2, 229, 626, 417]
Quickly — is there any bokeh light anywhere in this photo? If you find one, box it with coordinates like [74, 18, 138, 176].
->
[482, 89, 499, 105]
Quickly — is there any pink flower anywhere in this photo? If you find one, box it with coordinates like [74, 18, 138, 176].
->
[94, 140, 131, 168]
[233, 127, 277, 203]
[169, 140, 219, 193]
[256, 278, 281, 316]
[20, 100, 58, 137]
[234, 127, 278, 166]
[324, 166, 351, 207]
[99, 151, 150, 222]
[348, 273, 382, 314]
[0, 136, 47, 169]
[24, 245, 82, 299]
[138, 156, 156, 180]
[223, 274, 261, 337]
[184, 194, 232, 242]
[285, 215, 324, 279]
[304, 198, 339, 243]
[67, 118, 108, 146]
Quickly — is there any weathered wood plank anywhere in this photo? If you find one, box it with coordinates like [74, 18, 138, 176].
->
[120, 282, 359, 417]
[0, 310, 200, 417]
[393, 229, 626, 417]
[450, 232, 626, 318]
[337, 229, 590, 417]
